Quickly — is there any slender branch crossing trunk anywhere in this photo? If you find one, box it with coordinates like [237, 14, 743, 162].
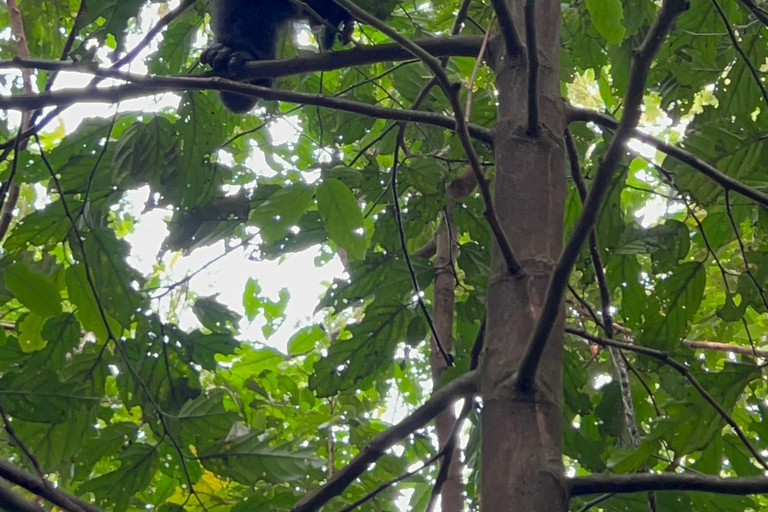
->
[481, 2, 567, 510]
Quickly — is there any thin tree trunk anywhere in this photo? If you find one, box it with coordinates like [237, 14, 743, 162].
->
[481, 1, 567, 510]
[429, 205, 463, 512]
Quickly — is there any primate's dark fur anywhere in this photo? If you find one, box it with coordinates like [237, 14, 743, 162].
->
[202, 0, 354, 113]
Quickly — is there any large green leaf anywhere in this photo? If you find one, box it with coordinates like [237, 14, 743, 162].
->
[636, 261, 706, 351]
[316, 178, 367, 260]
[77, 443, 160, 512]
[199, 432, 324, 484]
[585, 0, 626, 45]
[310, 300, 411, 396]
[4, 263, 61, 318]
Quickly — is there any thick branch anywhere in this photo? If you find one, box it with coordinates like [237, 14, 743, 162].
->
[1, 36, 484, 83]
[0, 480, 46, 512]
[568, 108, 768, 209]
[0, 460, 101, 512]
[571, 473, 768, 496]
[0, 78, 493, 145]
[516, 0, 690, 392]
[290, 370, 479, 512]
[239, 36, 483, 80]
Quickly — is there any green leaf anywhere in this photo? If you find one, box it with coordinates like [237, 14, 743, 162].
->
[199, 432, 324, 484]
[77, 443, 160, 512]
[112, 117, 179, 187]
[585, 0, 626, 45]
[4, 263, 61, 317]
[178, 390, 238, 443]
[243, 278, 263, 322]
[287, 325, 327, 355]
[310, 300, 411, 396]
[13, 407, 91, 472]
[193, 296, 242, 333]
[0, 370, 96, 424]
[75, 227, 146, 328]
[185, 331, 240, 371]
[39, 314, 81, 364]
[18, 313, 46, 353]
[249, 184, 315, 243]
[66, 264, 120, 342]
[316, 178, 366, 260]
[636, 261, 706, 351]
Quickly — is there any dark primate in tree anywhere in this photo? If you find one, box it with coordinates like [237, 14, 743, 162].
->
[202, 0, 354, 113]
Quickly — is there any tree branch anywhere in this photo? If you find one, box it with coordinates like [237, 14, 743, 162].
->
[735, 0, 768, 29]
[516, 0, 690, 392]
[0, 0, 197, 155]
[488, 0, 523, 57]
[290, 370, 479, 512]
[0, 78, 493, 145]
[524, 0, 539, 135]
[0, 460, 100, 512]
[710, 0, 768, 109]
[570, 473, 768, 496]
[1, 36, 484, 83]
[0, 480, 46, 512]
[567, 108, 768, 209]
[684, 340, 768, 358]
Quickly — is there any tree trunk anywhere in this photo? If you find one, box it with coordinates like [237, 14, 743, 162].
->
[481, 2, 567, 511]
[429, 206, 463, 512]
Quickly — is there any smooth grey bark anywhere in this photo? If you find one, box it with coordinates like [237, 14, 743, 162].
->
[480, 0, 567, 510]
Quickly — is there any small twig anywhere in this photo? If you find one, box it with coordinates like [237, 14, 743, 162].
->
[575, 493, 615, 512]
[391, 150, 452, 365]
[464, 17, 494, 122]
[566, 128, 641, 446]
[736, 0, 768, 26]
[424, 398, 473, 512]
[684, 340, 768, 358]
